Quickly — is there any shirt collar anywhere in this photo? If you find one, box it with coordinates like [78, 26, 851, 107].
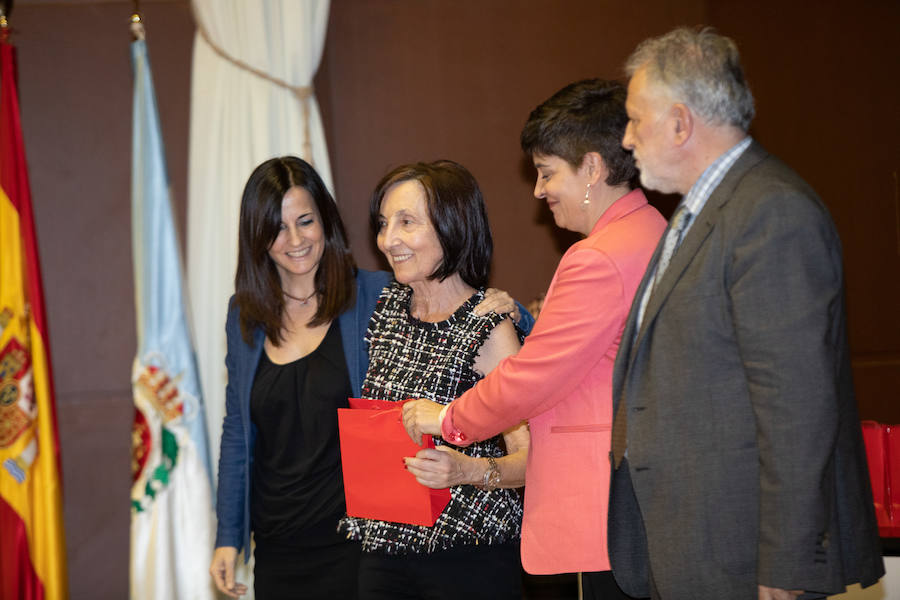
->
[681, 136, 753, 216]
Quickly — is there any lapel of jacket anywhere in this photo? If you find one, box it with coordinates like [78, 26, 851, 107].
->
[612, 237, 664, 401]
[241, 327, 266, 430]
[338, 277, 362, 397]
[628, 141, 769, 366]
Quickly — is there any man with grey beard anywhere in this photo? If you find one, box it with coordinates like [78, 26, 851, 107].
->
[608, 26, 884, 600]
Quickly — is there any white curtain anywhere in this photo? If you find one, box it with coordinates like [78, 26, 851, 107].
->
[187, 0, 332, 486]
[188, 2, 331, 590]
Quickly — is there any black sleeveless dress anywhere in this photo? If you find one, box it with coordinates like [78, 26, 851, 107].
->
[250, 319, 360, 599]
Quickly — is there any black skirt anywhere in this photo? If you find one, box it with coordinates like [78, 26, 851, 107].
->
[254, 514, 361, 600]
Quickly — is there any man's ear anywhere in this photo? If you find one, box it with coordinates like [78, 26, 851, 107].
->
[581, 151, 608, 185]
[671, 103, 694, 146]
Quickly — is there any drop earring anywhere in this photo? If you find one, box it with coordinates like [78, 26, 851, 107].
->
[583, 183, 591, 205]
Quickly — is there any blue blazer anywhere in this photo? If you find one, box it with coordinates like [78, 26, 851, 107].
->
[214, 269, 391, 555]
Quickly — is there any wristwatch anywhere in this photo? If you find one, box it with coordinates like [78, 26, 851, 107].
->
[481, 456, 501, 491]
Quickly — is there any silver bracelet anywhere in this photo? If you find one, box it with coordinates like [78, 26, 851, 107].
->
[480, 456, 501, 491]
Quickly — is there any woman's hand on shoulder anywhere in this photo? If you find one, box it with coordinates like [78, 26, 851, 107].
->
[210, 546, 247, 598]
[474, 318, 521, 375]
[475, 288, 520, 322]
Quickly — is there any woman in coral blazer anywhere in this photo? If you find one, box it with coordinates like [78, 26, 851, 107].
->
[402, 80, 665, 599]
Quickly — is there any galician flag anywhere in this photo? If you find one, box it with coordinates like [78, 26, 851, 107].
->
[0, 36, 69, 600]
[129, 35, 216, 600]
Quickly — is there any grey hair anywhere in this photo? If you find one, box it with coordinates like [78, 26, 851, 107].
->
[625, 26, 755, 131]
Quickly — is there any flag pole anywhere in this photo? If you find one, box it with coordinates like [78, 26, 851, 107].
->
[0, 6, 9, 42]
[130, 10, 145, 42]
[0, 0, 11, 37]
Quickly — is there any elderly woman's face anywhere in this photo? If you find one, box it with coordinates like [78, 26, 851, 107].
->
[376, 180, 443, 285]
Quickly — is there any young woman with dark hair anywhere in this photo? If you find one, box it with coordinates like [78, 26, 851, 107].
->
[210, 156, 385, 599]
[234, 156, 358, 342]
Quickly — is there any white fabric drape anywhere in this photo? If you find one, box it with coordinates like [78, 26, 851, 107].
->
[187, 0, 332, 484]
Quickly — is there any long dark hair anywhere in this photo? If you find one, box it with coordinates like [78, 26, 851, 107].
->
[234, 156, 356, 344]
[369, 160, 493, 289]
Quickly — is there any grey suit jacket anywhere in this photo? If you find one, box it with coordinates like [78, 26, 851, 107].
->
[608, 142, 884, 599]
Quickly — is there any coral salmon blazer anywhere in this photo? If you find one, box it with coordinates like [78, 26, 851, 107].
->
[442, 189, 665, 574]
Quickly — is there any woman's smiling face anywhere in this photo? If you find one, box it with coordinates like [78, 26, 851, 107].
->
[375, 180, 444, 285]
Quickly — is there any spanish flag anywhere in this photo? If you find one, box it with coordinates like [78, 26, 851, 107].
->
[0, 37, 69, 600]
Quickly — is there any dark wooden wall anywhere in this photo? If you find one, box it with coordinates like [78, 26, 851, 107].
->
[12, 1, 899, 597]
[707, 0, 900, 423]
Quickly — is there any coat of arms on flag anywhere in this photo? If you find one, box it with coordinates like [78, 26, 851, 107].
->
[0, 337, 34, 448]
[131, 359, 199, 512]
[0, 335, 37, 485]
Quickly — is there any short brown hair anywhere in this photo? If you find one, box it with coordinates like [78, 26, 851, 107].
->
[370, 160, 493, 289]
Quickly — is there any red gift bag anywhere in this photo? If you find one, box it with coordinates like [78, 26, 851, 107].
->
[862, 421, 889, 529]
[861, 420, 900, 537]
[338, 398, 451, 526]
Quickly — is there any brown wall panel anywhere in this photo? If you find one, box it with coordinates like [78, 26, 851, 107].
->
[707, 0, 900, 422]
[853, 362, 900, 423]
[55, 392, 134, 594]
[319, 0, 704, 304]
